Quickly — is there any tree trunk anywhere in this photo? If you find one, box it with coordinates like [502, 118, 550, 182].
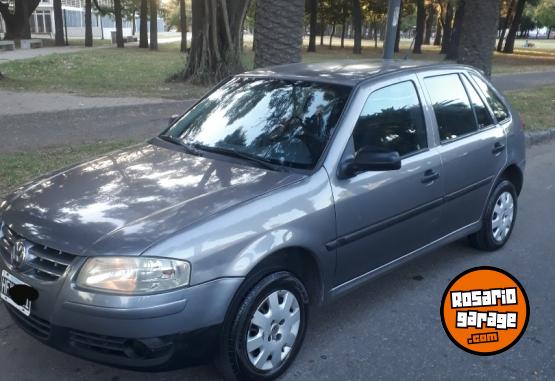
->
[434, 17, 442, 45]
[446, 0, 465, 60]
[352, 0, 362, 54]
[85, 0, 92, 46]
[341, 20, 346, 48]
[139, 0, 148, 48]
[180, 0, 187, 52]
[0, 0, 40, 40]
[255, 0, 304, 67]
[457, 0, 500, 76]
[440, 0, 454, 54]
[329, 23, 335, 48]
[394, 0, 402, 53]
[182, 0, 249, 83]
[149, 0, 158, 50]
[424, 3, 434, 45]
[132, 11, 136, 35]
[503, 0, 526, 53]
[413, 0, 425, 53]
[308, 0, 317, 52]
[114, 0, 124, 47]
[53, 0, 64, 46]
[497, 0, 515, 52]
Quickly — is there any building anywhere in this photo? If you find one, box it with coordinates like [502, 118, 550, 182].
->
[0, 0, 165, 39]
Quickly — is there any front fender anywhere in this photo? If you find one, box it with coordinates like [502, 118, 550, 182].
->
[141, 169, 337, 288]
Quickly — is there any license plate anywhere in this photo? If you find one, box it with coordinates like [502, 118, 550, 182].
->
[1, 270, 31, 316]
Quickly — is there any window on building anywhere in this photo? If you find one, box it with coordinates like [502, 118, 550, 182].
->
[352, 81, 428, 157]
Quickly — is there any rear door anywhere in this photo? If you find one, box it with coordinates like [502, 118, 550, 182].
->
[328, 76, 444, 286]
[418, 71, 507, 236]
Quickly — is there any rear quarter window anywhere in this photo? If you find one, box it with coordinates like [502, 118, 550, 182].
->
[471, 74, 511, 123]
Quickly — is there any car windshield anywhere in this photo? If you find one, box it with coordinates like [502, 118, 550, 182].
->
[163, 77, 352, 170]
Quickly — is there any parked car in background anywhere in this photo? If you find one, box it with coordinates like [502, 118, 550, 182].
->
[0, 60, 525, 380]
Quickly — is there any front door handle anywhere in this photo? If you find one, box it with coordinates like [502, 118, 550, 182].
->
[492, 142, 506, 155]
[421, 169, 440, 184]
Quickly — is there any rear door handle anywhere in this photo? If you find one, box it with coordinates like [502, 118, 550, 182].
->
[421, 169, 440, 184]
[492, 142, 506, 155]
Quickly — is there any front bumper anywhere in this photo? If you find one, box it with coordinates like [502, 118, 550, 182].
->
[1, 261, 243, 369]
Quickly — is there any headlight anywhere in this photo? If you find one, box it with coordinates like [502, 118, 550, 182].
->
[76, 257, 191, 294]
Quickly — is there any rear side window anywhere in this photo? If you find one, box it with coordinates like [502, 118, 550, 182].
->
[471, 74, 510, 123]
[352, 81, 427, 157]
[461, 75, 495, 129]
[424, 74, 477, 142]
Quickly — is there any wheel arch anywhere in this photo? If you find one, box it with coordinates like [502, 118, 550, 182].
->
[499, 164, 523, 195]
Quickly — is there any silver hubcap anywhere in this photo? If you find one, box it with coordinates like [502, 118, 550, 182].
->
[492, 191, 514, 242]
[246, 290, 301, 371]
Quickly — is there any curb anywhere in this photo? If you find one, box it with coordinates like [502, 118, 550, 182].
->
[525, 129, 555, 146]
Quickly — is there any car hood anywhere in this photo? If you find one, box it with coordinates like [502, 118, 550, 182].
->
[2, 142, 304, 256]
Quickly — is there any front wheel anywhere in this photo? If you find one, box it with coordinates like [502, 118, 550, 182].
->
[217, 272, 309, 381]
[469, 179, 518, 251]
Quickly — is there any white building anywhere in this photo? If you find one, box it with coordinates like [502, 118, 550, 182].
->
[0, 0, 165, 39]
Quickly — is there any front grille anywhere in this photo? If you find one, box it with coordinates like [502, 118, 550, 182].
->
[69, 330, 129, 358]
[6, 306, 52, 340]
[1, 224, 77, 281]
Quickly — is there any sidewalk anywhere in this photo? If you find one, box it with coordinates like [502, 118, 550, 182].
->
[0, 90, 183, 116]
[0, 32, 187, 63]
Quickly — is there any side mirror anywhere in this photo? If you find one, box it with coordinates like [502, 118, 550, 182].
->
[339, 147, 401, 179]
[168, 114, 180, 127]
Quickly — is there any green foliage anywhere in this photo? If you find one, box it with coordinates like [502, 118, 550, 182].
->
[536, 0, 555, 27]
[161, 0, 192, 31]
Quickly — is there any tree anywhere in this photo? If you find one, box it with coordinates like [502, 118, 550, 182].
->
[394, 0, 403, 52]
[440, 0, 454, 53]
[353, 0, 362, 53]
[0, 0, 40, 40]
[254, 0, 304, 67]
[424, 2, 435, 45]
[181, 0, 250, 84]
[413, 0, 425, 53]
[150, 0, 158, 50]
[308, 0, 318, 52]
[53, 0, 64, 46]
[180, 0, 187, 52]
[446, 0, 464, 59]
[536, 0, 555, 38]
[114, 0, 124, 47]
[457, 0, 500, 76]
[85, 0, 93, 47]
[94, 0, 124, 47]
[503, 0, 526, 52]
[498, 0, 515, 52]
[139, 0, 149, 48]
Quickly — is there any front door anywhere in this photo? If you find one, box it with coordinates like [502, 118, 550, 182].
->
[328, 77, 444, 287]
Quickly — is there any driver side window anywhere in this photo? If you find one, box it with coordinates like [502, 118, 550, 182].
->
[352, 81, 428, 157]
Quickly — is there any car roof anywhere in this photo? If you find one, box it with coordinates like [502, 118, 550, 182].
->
[241, 59, 476, 87]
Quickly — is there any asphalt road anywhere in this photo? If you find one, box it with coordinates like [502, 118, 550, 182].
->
[0, 140, 554, 380]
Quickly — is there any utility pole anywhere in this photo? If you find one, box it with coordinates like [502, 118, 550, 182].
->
[383, 0, 402, 59]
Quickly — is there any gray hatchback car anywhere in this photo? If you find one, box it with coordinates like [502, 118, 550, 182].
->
[0, 61, 524, 380]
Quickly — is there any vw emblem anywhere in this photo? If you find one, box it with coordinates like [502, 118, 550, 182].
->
[11, 239, 27, 269]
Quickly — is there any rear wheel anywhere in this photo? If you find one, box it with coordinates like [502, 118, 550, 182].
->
[217, 271, 309, 381]
[469, 179, 518, 251]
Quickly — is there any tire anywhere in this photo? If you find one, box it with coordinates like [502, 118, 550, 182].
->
[216, 271, 309, 381]
[469, 179, 518, 251]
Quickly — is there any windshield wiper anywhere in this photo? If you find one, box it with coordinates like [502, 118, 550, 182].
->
[158, 135, 201, 156]
[192, 144, 280, 171]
